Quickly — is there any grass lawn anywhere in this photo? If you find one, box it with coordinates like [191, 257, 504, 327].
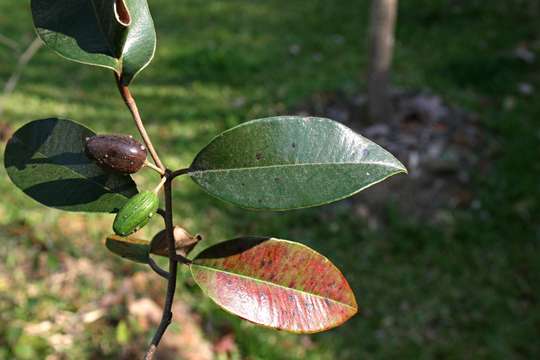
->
[0, 0, 539, 358]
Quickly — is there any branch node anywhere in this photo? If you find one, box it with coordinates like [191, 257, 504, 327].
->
[171, 168, 190, 179]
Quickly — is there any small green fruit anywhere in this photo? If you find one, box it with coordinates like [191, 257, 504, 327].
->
[113, 191, 159, 236]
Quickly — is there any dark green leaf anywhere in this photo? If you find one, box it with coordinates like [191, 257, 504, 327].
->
[31, 0, 156, 84]
[105, 235, 149, 263]
[189, 116, 407, 210]
[120, 0, 156, 84]
[191, 237, 358, 333]
[4, 118, 138, 212]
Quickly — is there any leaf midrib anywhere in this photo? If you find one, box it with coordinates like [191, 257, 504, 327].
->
[190, 161, 404, 175]
[192, 263, 357, 312]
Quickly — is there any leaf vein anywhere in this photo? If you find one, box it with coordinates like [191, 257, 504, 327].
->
[190, 161, 404, 175]
[192, 263, 357, 312]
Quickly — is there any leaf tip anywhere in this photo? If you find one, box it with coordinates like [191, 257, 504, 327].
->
[397, 161, 409, 175]
[385, 154, 408, 176]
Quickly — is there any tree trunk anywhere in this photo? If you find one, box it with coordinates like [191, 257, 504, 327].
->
[367, 0, 398, 122]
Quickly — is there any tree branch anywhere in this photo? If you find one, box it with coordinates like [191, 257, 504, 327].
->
[113, 73, 182, 359]
[115, 73, 165, 171]
[0, 33, 20, 52]
[0, 36, 42, 118]
[367, 0, 398, 122]
[145, 172, 179, 360]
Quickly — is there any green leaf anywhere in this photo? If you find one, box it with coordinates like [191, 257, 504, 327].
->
[31, 0, 156, 84]
[191, 237, 358, 333]
[120, 0, 157, 84]
[189, 116, 407, 210]
[4, 118, 138, 212]
[105, 235, 149, 263]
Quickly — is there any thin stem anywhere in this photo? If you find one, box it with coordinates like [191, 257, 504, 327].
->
[145, 172, 179, 359]
[157, 208, 166, 220]
[0, 36, 42, 118]
[171, 253, 192, 264]
[115, 73, 165, 171]
[153, 176, 168, 194]
[0, 33, 20, 52]
[171, 167, 190, 180]
[145, 160, 166, 175]
[148, 257, 170, 280]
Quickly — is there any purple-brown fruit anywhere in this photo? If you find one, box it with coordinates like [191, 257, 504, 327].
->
[85, 135, 147, 174]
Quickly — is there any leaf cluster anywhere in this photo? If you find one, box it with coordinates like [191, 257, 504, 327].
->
[4, 0, 406, 339]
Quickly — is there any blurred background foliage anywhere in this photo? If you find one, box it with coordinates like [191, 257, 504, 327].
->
[0, 0, 539, 358]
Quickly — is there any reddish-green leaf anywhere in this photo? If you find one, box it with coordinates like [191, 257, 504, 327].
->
[190, 237, 358, 333]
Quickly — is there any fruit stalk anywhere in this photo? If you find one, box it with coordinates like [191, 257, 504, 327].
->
[145, 160, 166, 175]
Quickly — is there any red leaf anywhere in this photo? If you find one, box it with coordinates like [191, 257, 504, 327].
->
[190, 237, 358, 333]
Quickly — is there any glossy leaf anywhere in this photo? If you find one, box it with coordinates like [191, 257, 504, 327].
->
[4, 118, 138, 212]
[189, 116, 406, 210]
[190, 237, 358, 333]
[119, 0, 156, 84]
[106, 235, 149, 263]
[31, 0, 156, 84]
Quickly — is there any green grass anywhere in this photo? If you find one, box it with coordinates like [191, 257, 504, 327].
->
[1, 0, 539, 358]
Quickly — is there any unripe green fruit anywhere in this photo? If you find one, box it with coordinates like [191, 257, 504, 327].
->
[113, 191, 159, 236]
